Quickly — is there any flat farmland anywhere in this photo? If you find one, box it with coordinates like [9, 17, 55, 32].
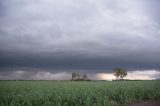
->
[0, 81, 160, 106]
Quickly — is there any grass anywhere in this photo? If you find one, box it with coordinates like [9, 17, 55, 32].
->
[0, 80, 160, 106]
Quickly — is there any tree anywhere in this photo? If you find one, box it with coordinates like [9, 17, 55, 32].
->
[82, 73, 88, 80]
[71, 72, 90, 81]
[71, 72, 76, 81]
[76, 73, 81, 79]
[71, 72, 81, 81]
[114, 68, 127, 80]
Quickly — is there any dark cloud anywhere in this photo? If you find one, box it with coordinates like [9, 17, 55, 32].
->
[0, 0, 160, 79]
[0, 51, 159, 72]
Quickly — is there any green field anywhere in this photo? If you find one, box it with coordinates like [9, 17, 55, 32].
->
[0, 81, 160, 106]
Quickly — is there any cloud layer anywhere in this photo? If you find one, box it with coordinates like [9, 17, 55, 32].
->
[0, 0, 160, 78]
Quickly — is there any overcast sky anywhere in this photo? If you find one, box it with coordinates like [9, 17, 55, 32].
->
[0, 0, 160, 80]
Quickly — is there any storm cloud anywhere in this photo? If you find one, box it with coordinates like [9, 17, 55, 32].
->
[0, 0, 160, 79]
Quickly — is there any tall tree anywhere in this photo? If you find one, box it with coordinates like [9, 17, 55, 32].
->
[114, 68, 127, 80]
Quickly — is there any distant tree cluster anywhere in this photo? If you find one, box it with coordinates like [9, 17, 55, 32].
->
[71, 72, 90, 81]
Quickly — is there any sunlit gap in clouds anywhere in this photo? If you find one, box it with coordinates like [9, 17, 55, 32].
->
[97, 70, 160, 80]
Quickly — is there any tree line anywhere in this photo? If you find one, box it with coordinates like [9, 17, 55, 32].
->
[71, 68, 128, 81]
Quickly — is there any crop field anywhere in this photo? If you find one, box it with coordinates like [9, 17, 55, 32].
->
[0, 81, 160, 106]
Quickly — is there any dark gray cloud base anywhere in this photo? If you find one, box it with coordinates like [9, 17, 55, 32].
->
[0, 0, 160, 74]
[0, 53, 159, 71]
